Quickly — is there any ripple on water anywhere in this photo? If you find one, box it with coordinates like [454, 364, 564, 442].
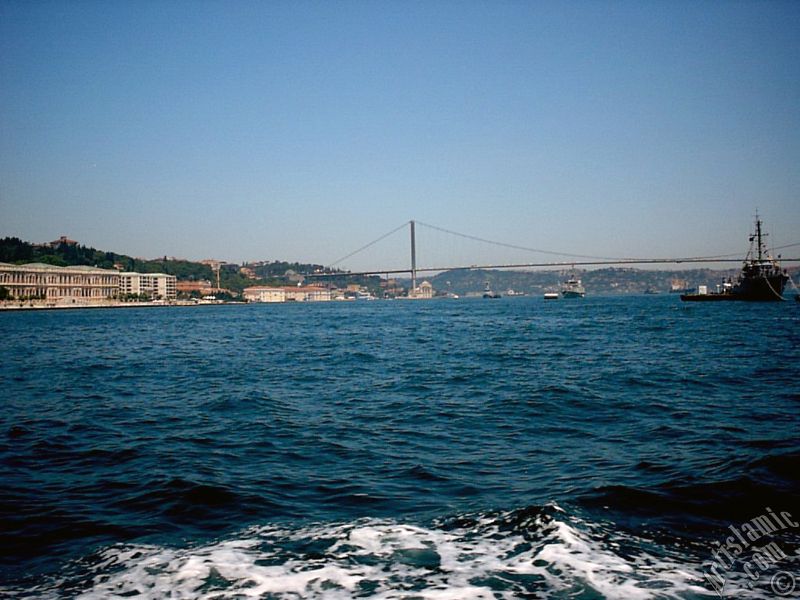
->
[0, 298, 798, 595]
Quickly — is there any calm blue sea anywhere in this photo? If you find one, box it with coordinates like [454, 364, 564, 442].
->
[1, 296, 798, 599]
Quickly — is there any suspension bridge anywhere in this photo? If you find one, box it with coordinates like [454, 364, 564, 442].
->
[306, 220, 800, 290]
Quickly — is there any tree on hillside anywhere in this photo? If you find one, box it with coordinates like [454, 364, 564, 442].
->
[0, 237, 34, 263]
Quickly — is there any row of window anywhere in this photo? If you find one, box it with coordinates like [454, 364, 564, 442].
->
[11, 288, 118, 298]
[1, 270, 177, 301]
[0, 273, 118, 285]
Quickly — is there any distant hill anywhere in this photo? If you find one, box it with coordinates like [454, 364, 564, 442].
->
[424, 265, 800, 296]
[5, 236, 795, 296]
[0, 236, 215, 280]
[0, 236, 378, 293]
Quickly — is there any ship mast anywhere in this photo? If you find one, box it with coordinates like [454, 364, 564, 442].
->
[749, 212, 767, 264]
[755, 215, 763, 262]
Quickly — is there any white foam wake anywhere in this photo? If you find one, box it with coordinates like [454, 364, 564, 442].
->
[17, 508, 720, 599]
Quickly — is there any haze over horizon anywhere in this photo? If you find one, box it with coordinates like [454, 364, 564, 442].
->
[2, 1, 799, 271]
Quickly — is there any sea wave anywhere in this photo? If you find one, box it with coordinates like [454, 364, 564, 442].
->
[7, 505, 725, 600]
[578, 451, 800, 531]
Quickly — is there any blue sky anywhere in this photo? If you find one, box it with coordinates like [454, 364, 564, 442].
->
[1, 1, 799, 271]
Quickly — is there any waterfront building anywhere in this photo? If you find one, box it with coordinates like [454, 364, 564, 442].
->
[410, 281, 434, 299]
[294, 286, 331, 302]
[0, 262, 119, 304]
[244, 285, 331, 303]
[380, 278, 405, 298]
[176, 280, 215, 296]
[284, 286, 329, 302]
[119, 272, 177, 301]
[244, 286, 286, 303]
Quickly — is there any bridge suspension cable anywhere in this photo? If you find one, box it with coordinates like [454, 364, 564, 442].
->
[415, 220, 630, 261]
[414, 221, 800, 263]
[327, 221, 409, 269]
[316, 219, 800, 277]
[416, 221, 800, 262]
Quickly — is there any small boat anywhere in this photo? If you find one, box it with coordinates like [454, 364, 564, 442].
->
[483, 282, 500, 299]
[561, 276, 585, 298]
[543, 292, 559, 300]
[681, 215, 788, 302]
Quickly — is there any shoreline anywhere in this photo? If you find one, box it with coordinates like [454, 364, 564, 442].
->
[0, 301, 244, 312]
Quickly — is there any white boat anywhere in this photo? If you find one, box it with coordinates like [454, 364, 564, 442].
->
[543, 292, 559, 300]
[561, 277, 585, 298]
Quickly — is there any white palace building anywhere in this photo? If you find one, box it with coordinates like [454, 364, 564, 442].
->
[0, 263, 176, 306]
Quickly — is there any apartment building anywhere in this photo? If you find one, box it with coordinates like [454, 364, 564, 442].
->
[119, 272, 177, 300]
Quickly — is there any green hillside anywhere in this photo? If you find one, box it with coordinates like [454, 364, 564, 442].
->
[0, 236, 379, 293]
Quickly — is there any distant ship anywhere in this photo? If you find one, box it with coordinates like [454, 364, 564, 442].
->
[669, 278, 693, 294]
[561, 277, 585, 298]
[483, 282, 501, 299]
[681, 216, 788, 302]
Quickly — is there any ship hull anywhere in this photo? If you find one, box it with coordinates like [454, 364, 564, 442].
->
[681, 274, 787, 302]
[680, 293, 739, 302]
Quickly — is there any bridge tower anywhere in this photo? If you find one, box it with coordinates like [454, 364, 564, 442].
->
[410, 220, 417, 294]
